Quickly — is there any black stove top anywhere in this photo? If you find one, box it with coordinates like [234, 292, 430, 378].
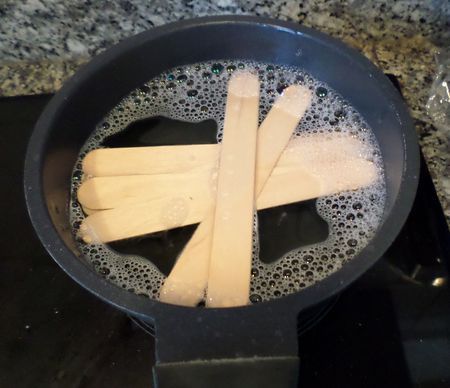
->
[1, 94, 449, 388]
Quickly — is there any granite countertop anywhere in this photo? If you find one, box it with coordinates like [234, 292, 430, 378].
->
[1, 0, 449, 223]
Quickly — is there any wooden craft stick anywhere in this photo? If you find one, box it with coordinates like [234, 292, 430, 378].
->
[78, 170, 215, 210]
[159, 72, 260, 307]
[254, 85, 312, 193]
[205, 72, 260, 308]
[80, 132, 366, 179]
[79, 194, 212, 244]
[83, 144, 218, 177]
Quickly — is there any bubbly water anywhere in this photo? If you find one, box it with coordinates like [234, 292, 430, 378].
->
[70, 60, 386, 303]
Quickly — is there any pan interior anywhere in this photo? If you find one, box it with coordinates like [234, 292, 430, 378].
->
[69, 59, 386, 303]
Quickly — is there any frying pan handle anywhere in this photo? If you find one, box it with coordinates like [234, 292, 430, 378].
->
[153, 356, 299, 388]
[152, 306, 299, 387]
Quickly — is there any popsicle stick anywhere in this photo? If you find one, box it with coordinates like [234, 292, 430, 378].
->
[158, 214, 214, 306]
[78, 157, 377, 243]
[79, 193, 212, 244]
[258, 157, 377, 206]
[80, 131, 366, 179]
[161, 84, 312, 307]
[203, 72, 259, 308]
[78, 169, 215, 210]
[254, 85, 312, 192]
[83, 144, 218, 177]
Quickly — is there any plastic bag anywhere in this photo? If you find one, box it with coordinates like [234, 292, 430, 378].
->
[426, 50, 450, 135]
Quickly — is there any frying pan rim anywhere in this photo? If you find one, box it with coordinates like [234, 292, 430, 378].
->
[24, 15, 419, 321]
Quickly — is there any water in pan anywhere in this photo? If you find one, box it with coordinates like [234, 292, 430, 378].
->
[70, 60, 386, 303]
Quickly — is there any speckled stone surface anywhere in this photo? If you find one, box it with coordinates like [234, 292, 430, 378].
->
[1, 0, 449, 223]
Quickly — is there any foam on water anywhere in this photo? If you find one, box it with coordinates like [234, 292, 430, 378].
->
[69, 60, 386, 303]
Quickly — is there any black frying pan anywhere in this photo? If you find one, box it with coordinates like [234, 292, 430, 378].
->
[24, 16, 419, 388]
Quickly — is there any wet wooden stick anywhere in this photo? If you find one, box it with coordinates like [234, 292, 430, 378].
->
[81, 132, 365, 179]
[205, 72, 260, 308]
[78, 170, 215, 210]
[83, 144, 217, 177]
